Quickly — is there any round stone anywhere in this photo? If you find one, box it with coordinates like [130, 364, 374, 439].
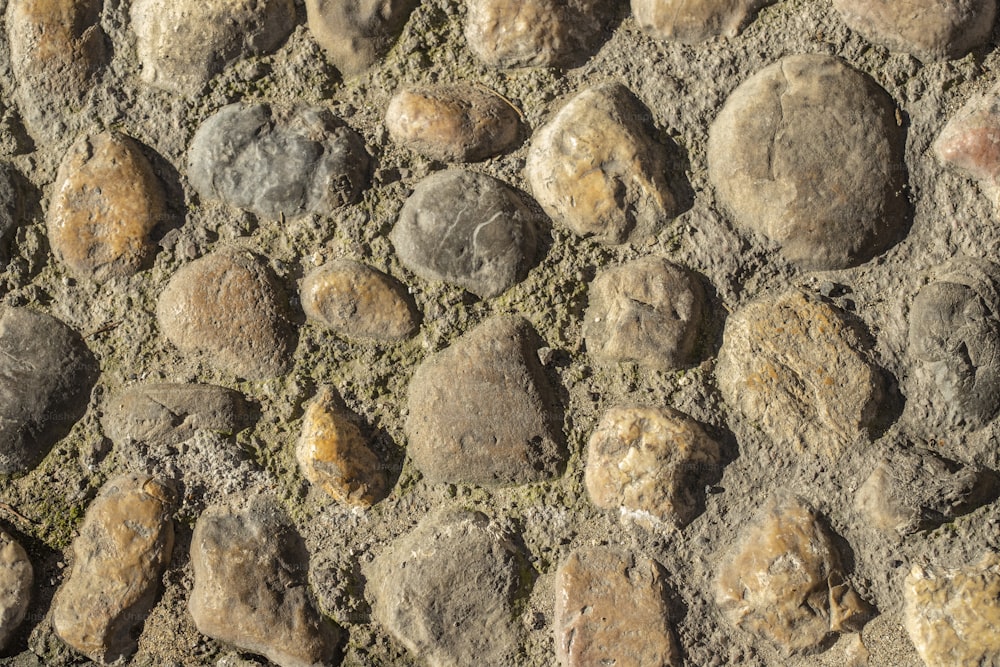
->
[935, 86, 1000, 190]
[306, 0, 420, 76]
[0, 530, 31, 651]
[631, 0, 775, 43]
[707, 54, 907, 270]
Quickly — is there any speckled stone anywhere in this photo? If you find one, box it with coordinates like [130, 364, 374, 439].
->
[189, 499, 341, 667]
[632, 0, 775, 43]
[707, 54, 907, 270]
[52, 474, 176, 663]
[300, 259, 417, 341]
[371, 509, 529, 667]
[188, 103, 371, 220]
[555, 547, 681, 667]
[716, 289, 885, 460]
[391, 169, 538, 299]
[833, 0, 996, 61]
[585, 406, 721, 529]
[132, 0, 296, 94]
[716, 495, 870, 654]
[526, 83, 676, 245]
[905, 552, 1000, 667]
[583, 257, 705, 369]
[48, 132, 165, 282]
[405, 315, 563, 486]
[0, 531, 32, 651]
[306, 0, 420, 76]
[936, 87, 1000, 202]
[157, 249, 295, 380]
[386, 84, 522, 162]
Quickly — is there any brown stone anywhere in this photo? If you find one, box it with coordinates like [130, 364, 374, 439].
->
[632, 0, 775, 43]
[555, 547, 681, 667]
[306, 0, 420, 76]
[0, 530, 32, 651]
[47, 132, 165, 282]
[935, 84, 1000, 196]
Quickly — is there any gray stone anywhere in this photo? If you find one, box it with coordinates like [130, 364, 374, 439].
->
[157, 249, 296, 380]
[707, 54, 907, 270]
[0, 164, 22, 272]
[101, 382, 254, 448]
[526, 83, 676, 245]
[0, 307, 97, 474]
[555, 547, 680, 667]
[935, 84, 1000, 196]
[371, 509, 529, 667]
[405, 315, 563, 485]
[0, 530, 32, 651]
[188, 103, 371, 220]
[583, 257, 705, 369]
[632, 0, 775, 43]
[132, 0, 296, 94]
[391, 170, 538, 299]
[306, 0, 420, 76]
[52, 474, 175, 663]
[834, 0, 996, 61]
[189, 498, 340, 667]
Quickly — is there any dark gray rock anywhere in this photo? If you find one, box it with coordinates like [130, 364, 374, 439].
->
[0, 530, 32, 651]
[306, 0, 420, 76]
[0, 164, 22, 272]
[188, 104, 371, 220]
[391, 170, 538, 299]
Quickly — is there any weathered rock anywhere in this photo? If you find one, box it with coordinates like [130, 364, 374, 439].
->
[856, 445, 997, 536]
[583, 257, 705, 369]
[833, 0, 996, 61]
[47, 131, 165, 282]
[297, 386, 387, 507]
[300, 259, 417, 341]
[157, 249, 295, 379]
[189, 499, 340, 667]
[306, 0, 419, 76]
[52, 474, 175, 663]
[405, 315, 563, 485]
[715, 495, 870, 654]
[188, 103, 371, 220]
[386, 84, 522, 162]
[101, 382, 254, 448]
[707, 54, 907, 270]
[905, 553, 1000, 667]
[716, 289, 884, 460]
[935, 85, 1000, 196]
[907, 257, 1000, 433]
[0, 308, 97, 474]
[0, 531, 32, 651]
[0, 164, 22, 271]
[526, 83, 676, 245]
[632, 0, 775, 43]
[371, 509, 529, 667]
[585, 406, 721, 528]
[132, 0, 296, 94]
[465, 0, 613, 68]
[391, 170, 538, 299]
[555, 547, 681, 667]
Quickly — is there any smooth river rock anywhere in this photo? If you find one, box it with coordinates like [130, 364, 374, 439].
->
[306, 0, 420, 76]
[0, 530, 32, 651]
[632, 0, 775, 43]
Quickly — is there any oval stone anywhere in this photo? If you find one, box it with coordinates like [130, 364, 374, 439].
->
[632, 0, 775, 43]
[934, 84, 1000, 194]
[0, 530, 32, 651]
[306, 0, 420, 76]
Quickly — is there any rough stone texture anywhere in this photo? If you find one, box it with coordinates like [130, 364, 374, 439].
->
[585, 406, 721, 529]
[0, 307, 97, 474]
[157, 249, 296, 380]
[907, 256, 1000, 433]
[527, 83, 676, 245]
[131, 0, 296, 94]
[300, 259, 417, 341]
[296, 386, 387, 507]
[716, 289, 885, 460]
[935, 83, 1000, 197]
[47, 131, 165, 282]
[833, 0, 997, 62]
[188, 103, 371, 220]
[554, 547, 681, 667]
[101, 382, 254, 448]
[391, 169, 538, 299]
[905, 552, 1000, 667]
[189, 499, 340, 667]
[0, 531, 32, 651]
[306, 0, 420, 77]
[371, 509, 528, 667]
[405, 315, 563, 485]
[0, 164, 22, 272]
[632, 0, 775, 43]
[856, 444, 997, 536]
[707, 54, 907, 270]
[51, 474, 175, 663]
[386, 84, 522, 162]
[583, 257, 705, 369]
[715, 496, 870, 654]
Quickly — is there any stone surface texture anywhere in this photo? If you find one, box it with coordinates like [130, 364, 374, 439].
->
[0, 163, 22, 271]
[632, 0, 775, 43]
[0, 531, 31, 651]
[306, 0, 420, 76]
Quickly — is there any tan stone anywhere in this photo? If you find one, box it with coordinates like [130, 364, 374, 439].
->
[555, 547, 681, 667]
[632, 0, 774, 43]
[48, 132, 165, 282]
[0, 530, 32, 651]
[904, 553, 1000, 667]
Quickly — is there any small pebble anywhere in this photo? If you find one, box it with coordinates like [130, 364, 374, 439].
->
[306, 0, 419, 76]
[632, 0, 775, 43]
[0, 530, 32, 651]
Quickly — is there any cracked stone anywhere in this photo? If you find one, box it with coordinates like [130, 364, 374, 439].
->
[527, 83, 677, 245]
[707, 54, 907, 270]
[0, 530, 31, 651]
[935, 85, 1000, 205]
[306, 0, 420, 76]
[632, 0, 775, 43]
